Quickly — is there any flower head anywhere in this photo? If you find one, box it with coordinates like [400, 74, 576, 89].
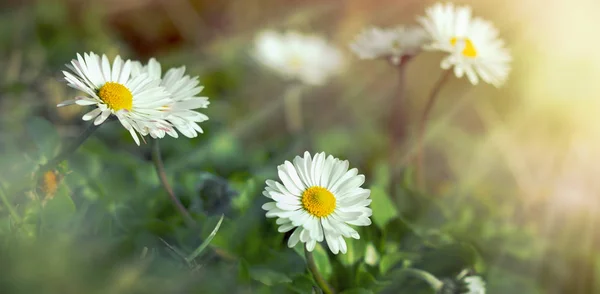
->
[58, 52, 174, 145]
[350, 25, 429, 65]
[463, 276, 486, 294]
[418, 2, 511, 86]
[131, 58, 209, 139]
[40, 170, 59, 197]
[253, 30, 345, 86]
[262, 151, 372, 254]
[440, 270, 486, 294]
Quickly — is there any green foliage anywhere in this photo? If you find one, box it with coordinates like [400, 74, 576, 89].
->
[0, 1, 569, 293]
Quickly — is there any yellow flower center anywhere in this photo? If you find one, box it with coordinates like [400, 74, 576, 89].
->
[288, 55, 303, 70]
[41, 171, 59, 196]
[450, 37, 477, 58]
[301, 186, 336, 218]
[98, 82, 133, 111]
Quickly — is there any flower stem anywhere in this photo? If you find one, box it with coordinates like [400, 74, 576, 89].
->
[304, 247, 334, 294]
[415, 69, 452, 190]
[38, 121, 103, 176]
[283, 85, 305, 135]
[151, 139, 195, 226]
[388, 58, 410, 196]
[401, 268, 444, 291]
[0, 185, 21, 223]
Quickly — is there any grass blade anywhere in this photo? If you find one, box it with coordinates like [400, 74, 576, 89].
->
[185, 214, 225, 263]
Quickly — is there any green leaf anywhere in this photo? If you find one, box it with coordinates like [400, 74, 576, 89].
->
[185, 214, 224, 262]
[238, 259, 251, 283]
[41, 182, 76, 230]
[292, 243, 332, 280]
[232, 178, 257, 211]
[414, 243, 479, 276]
[287, 274, 316, 294]
[369, 186, 398, 228]
[356, 264, 384, 289]
[26, 117, 60, 161]
[379, 252, 418, 274]
[340, 288, 373, 294]
[339, 238, 366, 267]
[249, 267, 293, 286]
[313, 243, 333, 280]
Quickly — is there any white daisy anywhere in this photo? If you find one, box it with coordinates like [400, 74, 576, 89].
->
[253, 30, 345, 86]
[262, 151, 372, 254]
[58, 52, 174, 145]
[131, 58, 209, 139]
[350, 25, 429, 65]
[463, 276, 486, 294]
[418, 2, 511, 87]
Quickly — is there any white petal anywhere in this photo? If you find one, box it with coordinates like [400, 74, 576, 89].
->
[324, 232, 339, 254]
[337, 236, 347, 254]
[278, 223, 296, 233]
[94, 109, 111, 125]
[288, 228, 301, 248]
[305, 239, 317, 252]
[82, 108, 102, 121]
[278, 164, 304, 195]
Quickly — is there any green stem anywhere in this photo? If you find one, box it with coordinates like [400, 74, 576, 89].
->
[402, 268, 444, 291]
[305, 247, 334, 294]
[415, 69, 452, 190]
[388, 59, 410, 198]
[283, 84, 304, 135]
[151, 139, 195, 226]
[0, 185, 21, 223]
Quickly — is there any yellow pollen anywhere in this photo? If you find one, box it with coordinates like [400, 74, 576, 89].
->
[301, 186, 336, 218]
[41, 171, 59, 197]
[450, 37, 477, 58]
[98, 82, 133, 111]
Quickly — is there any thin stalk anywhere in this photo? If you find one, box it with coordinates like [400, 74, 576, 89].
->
[151, 139, 195, 226]
[305, 247, 334, 294]
[388, 57, 410, 148]
[415, 70, 452, 190]
[388, 59, 410, 196]
[401, 268, 444, 291]
[283, 85, 304, 135]
[0, 185, 21, 223]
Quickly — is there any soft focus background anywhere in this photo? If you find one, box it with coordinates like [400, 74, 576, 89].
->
[1, 0, 600, 293]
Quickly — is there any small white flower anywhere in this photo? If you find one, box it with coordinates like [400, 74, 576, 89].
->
[131, 58, 209, 139]
[262, 151, 372, 254]
[58, 52, 174, 145]
[418, 2, 511, 86]
[350, 25, 429, 65]
[464, 276, 486, 294]
[253, 30, 345, 86]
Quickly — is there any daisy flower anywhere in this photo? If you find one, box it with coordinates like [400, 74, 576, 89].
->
[350, 25, 429, 65]
[253, 30, 345, 86]
[463, 276, 486, 294]
[131, 58, 209, 138]
[58, 52, 174, 145]
[262, 151, 372, 254]
[418, 2, 511, 86]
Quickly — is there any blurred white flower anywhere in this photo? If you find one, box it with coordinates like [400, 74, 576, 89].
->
[131, 58, 209, 139]
[464, 276, 486, 294]
[418, 2, 511, 87]
[262, 151, 372, 254]
[253, 30, 345, 86]
[350, 25, 429, 65]
[58, 52, 173, 145]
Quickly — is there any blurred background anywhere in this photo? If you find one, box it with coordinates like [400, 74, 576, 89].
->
[1, 0, 600, 293]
